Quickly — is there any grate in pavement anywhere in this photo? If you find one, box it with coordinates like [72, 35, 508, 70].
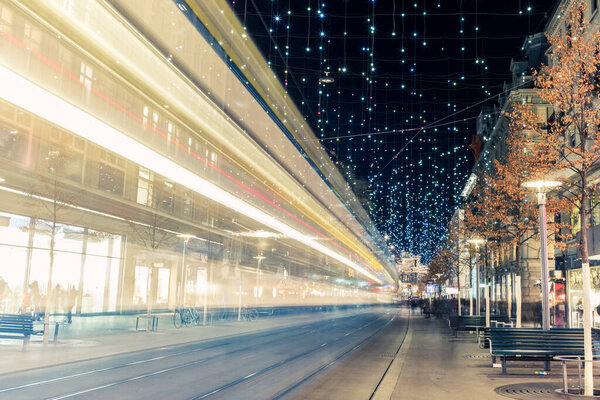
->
[463, 353, 490, 359]
[495, 382, 573, 399]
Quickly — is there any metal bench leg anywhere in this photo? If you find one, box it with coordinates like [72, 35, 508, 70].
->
[501, 357, 507, 374]
[54, 322, 59, 343]
[562, 360, 568, 395]
[544, 360, 551, 372]
[22, 335, 29, 352]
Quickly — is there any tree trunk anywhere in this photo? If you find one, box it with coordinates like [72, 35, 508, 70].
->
[469, 257, 473, 316]
[507, 276, 512, 319]
[580, 171, 594, 396]
[43, 220, 56, 345]
[457, 274, 462, 316]
[515, 243, 522, 328]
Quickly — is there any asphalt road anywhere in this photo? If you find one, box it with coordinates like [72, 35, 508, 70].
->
[0, 307, 408, 400]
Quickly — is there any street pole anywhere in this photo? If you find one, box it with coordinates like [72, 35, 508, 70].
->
[476, 252, 481, 316]
[484, 243, 490, 327]
[180, 237, 188, 307]
[536, 190, 551, 331]
[523, 181, 561, 329]
[254, 255, 265, 306]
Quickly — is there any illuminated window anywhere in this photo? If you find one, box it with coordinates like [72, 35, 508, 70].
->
[156, 180, 175, 213]
[136, 167, 154, 207]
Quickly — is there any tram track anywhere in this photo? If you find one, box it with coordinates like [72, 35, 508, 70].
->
[189, 313, 394, 400]
[0, 310, 396, 400]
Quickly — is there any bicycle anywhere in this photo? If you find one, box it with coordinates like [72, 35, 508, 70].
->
[173, 307, 193, 328]
[241, 306, 258, 321]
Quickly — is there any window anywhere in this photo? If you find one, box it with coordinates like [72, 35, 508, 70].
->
[98, 163, 124, 195]
[0, 123, 26, 163]
[48, 128, 85, 183]
[98, 150, 125, 196]
[592, 0, 598, 14]
[572, 207, 581, 235]
[156, 180, 175, 213]
[136, 167, 154, 207]
[592, 193, 600, 226]
[182, 189, 194, 219]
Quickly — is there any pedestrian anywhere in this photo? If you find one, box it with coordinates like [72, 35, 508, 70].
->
[65, 285, 78, 324]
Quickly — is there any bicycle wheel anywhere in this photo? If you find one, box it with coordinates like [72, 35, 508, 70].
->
[249, 309, 258, 321]
[173, 311, 182, 328]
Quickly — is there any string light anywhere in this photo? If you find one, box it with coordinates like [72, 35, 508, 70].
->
[231, 0, 555, 263]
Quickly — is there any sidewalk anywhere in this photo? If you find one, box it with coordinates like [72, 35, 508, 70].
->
[0, 308, 375, 375]
[386, 315, 593, 400]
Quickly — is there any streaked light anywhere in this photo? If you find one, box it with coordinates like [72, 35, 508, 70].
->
[0, 66, 383, 283]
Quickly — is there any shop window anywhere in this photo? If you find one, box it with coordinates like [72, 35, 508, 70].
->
[156, 268, 170, 304]
[133, 266, 149, 306]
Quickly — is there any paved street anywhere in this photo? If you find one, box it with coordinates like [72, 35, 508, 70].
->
[0, 308, 589, 400]
[0, 307, 406, 400]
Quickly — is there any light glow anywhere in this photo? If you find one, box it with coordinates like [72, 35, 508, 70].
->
[0, 65, 383, 283]
[522, 180, 562, 190]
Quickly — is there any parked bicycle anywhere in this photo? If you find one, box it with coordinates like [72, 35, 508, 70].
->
[241, 305, 258, 322]
[173, 307, 201, 328]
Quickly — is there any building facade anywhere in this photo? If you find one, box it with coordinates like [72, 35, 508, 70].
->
[0, 0, 396, 318]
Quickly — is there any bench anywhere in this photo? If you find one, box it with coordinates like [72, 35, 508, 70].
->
[449, 315, 511, 338]
[0, 314, 44, 350]
[489, 327, 600, 374]
[479, 321, 515, 348]
[135, 314, 160, 332]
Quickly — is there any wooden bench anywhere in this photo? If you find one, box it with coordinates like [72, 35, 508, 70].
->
[449, 315, 511, 338]
[489, 327, 600, 374]
[0, 314, 44, 350]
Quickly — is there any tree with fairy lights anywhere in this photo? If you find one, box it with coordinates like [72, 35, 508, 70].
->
[508, 0, 600, 393]
[471, 127, 565, 328]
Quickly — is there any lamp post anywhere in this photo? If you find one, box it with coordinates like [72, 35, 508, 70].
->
[523, 180, 561, 331]
[253, 255, 265, 306]
[177, 234, 194, 308]
[467, 238, 486, 317]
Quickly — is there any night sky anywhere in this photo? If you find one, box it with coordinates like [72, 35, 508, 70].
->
[230, 0, 556, 262]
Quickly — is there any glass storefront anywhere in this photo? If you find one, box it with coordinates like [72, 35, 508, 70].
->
[0, 211, 122, 314]
[567, 267, 600, 328]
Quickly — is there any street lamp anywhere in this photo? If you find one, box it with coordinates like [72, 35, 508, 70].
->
[177, 234, 194, 308]
[253, 255, 266, 306]
[467, 238, 486, 317]
[523, 180, 561, 331]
